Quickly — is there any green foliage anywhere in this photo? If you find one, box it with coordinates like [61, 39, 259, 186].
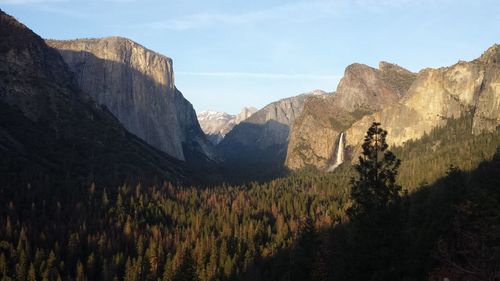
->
[0, 115, 498, 281]
[324, 118, 500, 281]
[348, 122, 402, 219]
[172, 251, 199, 281]
[393, 113, 500, 190]
[0, 169, 350, 281]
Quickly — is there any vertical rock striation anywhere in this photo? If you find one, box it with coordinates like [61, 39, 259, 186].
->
[0, 10, 194, 185]
[345, 44, 500, 154]
[219, 90, 326, 167]
[46, 37, 216, 162]
[285, 62, 416, 170]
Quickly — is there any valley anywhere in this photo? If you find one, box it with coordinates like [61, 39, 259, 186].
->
[1, 5, 499, 281]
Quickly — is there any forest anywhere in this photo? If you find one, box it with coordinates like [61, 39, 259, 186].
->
[0, 115, 499, 281]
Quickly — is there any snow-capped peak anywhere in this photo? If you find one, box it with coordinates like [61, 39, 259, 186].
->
[197, 107, 257, 144]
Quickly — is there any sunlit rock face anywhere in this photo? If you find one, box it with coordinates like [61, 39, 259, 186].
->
[345, 44, 500, 156]
[197, 107, 257, 144]
[47, 37, 217, 162]
[286, 62, 416, 170]
[218, 91, 325, 166]
[334, 62, 415, 112]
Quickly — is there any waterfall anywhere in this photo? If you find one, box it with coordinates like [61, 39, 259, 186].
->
[327, 132, 345, 172]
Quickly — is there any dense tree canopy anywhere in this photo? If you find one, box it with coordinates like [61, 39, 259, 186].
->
[0, 115, 499, 281]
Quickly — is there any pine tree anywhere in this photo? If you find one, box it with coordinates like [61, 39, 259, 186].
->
[124, 257, 138, 281]
[15, 248, 27, 281]
[172, 251, 199, 281]
[162, 255, 174, 281]
[76, 260, 86, 281]
[344, 123, 407, 281]
[347, 122, 402, 220]
[102, 188, 110, 206]
[0, 254, 6, 278]
[145, 240, 158, 278]
[27, 263, 36, 281]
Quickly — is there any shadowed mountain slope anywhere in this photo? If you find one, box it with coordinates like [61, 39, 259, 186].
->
[46, 38, 217, 164]
[0, 10, 195, 186]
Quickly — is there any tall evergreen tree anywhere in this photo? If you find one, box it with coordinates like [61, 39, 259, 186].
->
[27, 263, 35, 281]
[76, 261, 86, 281]
[343, 122, 408, 281]
[347, 122, 402, 220]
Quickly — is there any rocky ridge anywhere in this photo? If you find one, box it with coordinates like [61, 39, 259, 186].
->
[285, 62, 417, 170]
[46, 37, 216, 162]
[218, 90, 327, 166]
[197, 107, 257, 144]
[0, 10, 193, 185]
[345, 44, 500, 154]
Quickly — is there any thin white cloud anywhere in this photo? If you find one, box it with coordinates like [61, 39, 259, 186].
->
[137, 1, 343, 31]
[176, 71, 341, 80]
[135, 0, 452, 31]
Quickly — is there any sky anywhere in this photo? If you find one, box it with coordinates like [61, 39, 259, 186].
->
[1, 0, 499, 114]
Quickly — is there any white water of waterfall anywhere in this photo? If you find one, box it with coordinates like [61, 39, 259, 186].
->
[327, 132, 345, 172]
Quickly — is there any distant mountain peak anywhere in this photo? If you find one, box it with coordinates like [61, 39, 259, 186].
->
[197, 106, 257, 144]
[309, 89, 328, 96]
[379, 61, 413, 74]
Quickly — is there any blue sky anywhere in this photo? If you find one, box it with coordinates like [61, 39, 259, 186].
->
[2, 0, 499, 114]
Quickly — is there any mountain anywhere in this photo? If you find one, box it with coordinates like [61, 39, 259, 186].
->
[286, 62, 417, 170]
[197, 107, 257, 144]
[345, 44, 500, 154]
[46, 37, 217, 163]
[198, 111, 235, 144]
[0, 10, 194, 185]
[235, 106, 258, 123]
[218, 90, 326, 176]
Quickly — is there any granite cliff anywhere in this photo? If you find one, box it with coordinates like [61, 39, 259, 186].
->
[219, 90, 326, 169]
[0, 10, 193, 185]
[286, 62, 416, 170]
[345, 45, 500, 155]
[46, 37, 216, 162]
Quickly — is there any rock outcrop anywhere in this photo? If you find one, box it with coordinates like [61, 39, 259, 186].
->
[286, 63, 416, 170]
[345, 45, 500, 154]
[197, 107, 257, 144]
[235, 106, 258, 124]
[219, 90, 326, 167]
[0, 10, 194, 185]
[46, 37, 216, 162]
